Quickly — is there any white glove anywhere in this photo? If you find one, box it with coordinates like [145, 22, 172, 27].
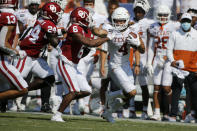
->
[18, 50, 27, 59]
[56, 46, 62, 56]
[176, 60, 184, 69]
[145, 64, 154, 76]
[107, 31, 115, 40]
[126, 33, 140, 47]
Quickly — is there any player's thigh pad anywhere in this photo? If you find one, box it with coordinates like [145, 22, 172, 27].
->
[162, 62, 173, 86]
[76, 70, 92, 93]
[109, 63, 136, 93]
[153, 61, 163, 85]
[57, 60, 80, 92]
[0, 56, 28, 91]
[32, 58, 54, 78]
[14, 56, 32, 78]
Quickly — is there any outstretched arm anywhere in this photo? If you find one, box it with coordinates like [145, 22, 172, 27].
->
[71, 32, 110, 47]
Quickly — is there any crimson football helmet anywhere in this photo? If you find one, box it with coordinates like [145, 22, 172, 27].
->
[70, 7, 90, 27]
[41, 2, 63, 24]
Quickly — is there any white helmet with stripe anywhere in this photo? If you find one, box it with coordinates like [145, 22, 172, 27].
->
[111, 7, 130, 31]
[156, 5, 171, 24]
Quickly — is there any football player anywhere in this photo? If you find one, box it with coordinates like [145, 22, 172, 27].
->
[146, 5, 180, 121]
[51, 7, 113, 122]
[12, 2, 63, 106]
[128, 0, 155, 119]
[0, 0, 29, 101]
[102, 7, 145, 123]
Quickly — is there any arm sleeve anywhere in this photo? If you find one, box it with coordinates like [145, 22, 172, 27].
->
[167, 32, 175, 62]
[147, 37, 155, 65]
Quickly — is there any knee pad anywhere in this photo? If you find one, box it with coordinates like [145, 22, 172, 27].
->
[43, 75, 55, 87]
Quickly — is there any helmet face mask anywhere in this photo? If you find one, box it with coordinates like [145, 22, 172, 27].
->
[28, 0, 40, 15]
[111, 7, 130, 31]
[156, 5, 171, 24]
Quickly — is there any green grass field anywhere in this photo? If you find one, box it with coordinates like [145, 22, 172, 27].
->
[0, 112, 197, 131]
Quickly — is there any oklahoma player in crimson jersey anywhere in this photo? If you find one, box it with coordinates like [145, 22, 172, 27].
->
[13, 3, 62, 95]
[51, 7, 113, 122]
[0, 0, 40, 101]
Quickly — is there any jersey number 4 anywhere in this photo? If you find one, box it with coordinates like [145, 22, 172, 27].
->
[118, 42, 128, 56]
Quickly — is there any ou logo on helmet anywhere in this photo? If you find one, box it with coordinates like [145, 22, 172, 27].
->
[78, 10, 86, 18]
[50, 5, 57, 13]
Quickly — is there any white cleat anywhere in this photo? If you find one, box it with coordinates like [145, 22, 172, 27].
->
[102, 110, 115, 123]
[51, 113, 65, 122]
[184, 114, 195, 123]
[150, 114, 161, 121]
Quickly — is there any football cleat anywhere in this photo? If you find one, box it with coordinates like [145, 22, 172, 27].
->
[51, 113, 65, 122]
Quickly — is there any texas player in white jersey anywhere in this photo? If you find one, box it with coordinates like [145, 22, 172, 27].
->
[146, 5, 180, 121]
[128, 0, 155, 119]
[51, 7, 112, 122]
[15, 0, 41, 43]
[101, 7, 145, 123]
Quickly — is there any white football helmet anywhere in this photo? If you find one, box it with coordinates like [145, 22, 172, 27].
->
[133, 0, 150, 14]
[28, 0, 41, 6]
[111, 7, 130, 31]
[50, 0, 68, 10]
[156, 5, 171, 24]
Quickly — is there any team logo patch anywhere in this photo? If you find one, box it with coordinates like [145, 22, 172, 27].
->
[78, 10, 86, 18]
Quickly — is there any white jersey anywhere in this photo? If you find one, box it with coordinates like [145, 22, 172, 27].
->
[148, 21, 180, 63]
[15, 9, 38, 31]
[131, 18, 155, 65]
[92, 12, 107, 28]
[108, 26, 138, 68]
[101, 19, 113, 52]
[57, 13, 70, 30]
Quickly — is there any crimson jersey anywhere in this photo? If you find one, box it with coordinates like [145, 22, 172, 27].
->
[0, 0, 18, 8]
[20, 19, 57, 58]
[61, 24, 94, 64]
[0, 12, 17, 47]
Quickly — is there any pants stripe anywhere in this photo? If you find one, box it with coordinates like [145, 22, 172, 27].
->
[61, 61, 76, 92]
[58, 60, 72, 92]
[0, 56, 24, 90]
